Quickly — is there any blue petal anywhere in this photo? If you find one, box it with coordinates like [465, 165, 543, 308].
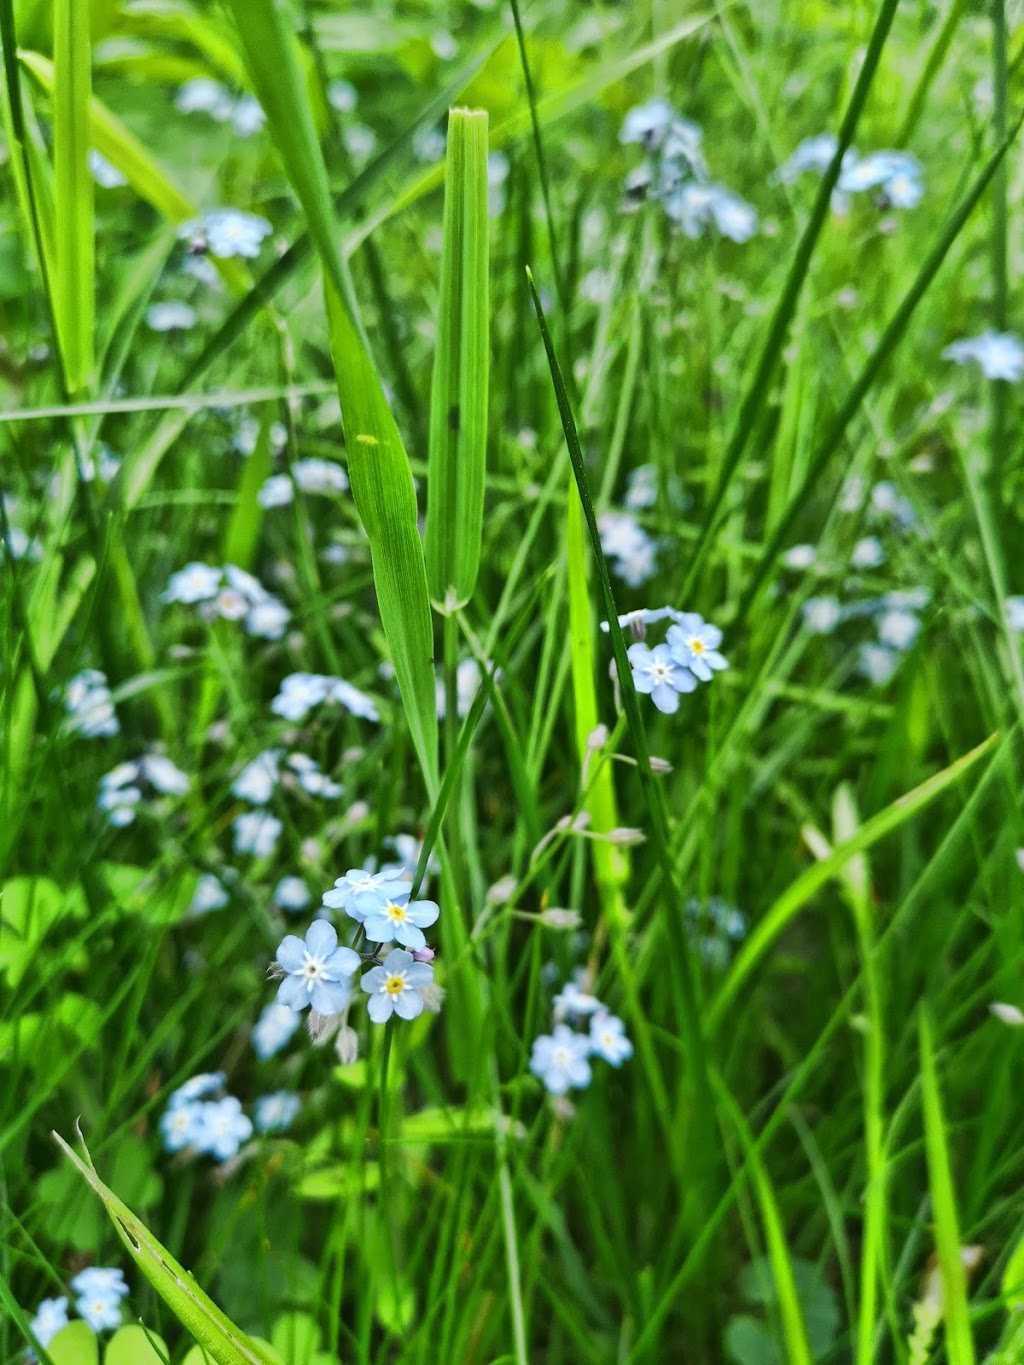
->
[310, 979, 350, 1015]
[361, 912, 395, 943]
[367, 991, 394, 1023]
[394, 990, 424, 1021]
[651, 682, 680, 713]
[324, 945, 361, 977]
[395, 923, 426, 951]
[277, 975, 309, 1009]
[275, 935, 306, 972]
[361, 966, 386, 994]
[304, 919, 337, 957]
[406, 900, 439, 927]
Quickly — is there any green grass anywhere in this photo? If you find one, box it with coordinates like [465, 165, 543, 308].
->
[3, 1, 1024, 1362]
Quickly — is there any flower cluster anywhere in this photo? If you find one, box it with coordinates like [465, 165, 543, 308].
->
[64, 669, 119, 738]
[272, 865, 441, 1030]
[614, 609, 728, 715]
[176, 79, 266, 137]
[28, 1268, 132, 1349]
[257, 458, 350, 508]
[271, 671, 379, 722]
[943, 331, 1024, 382]
[530, 979, 633, 1097]
[98, 754, 190, 826]
[778, 134, 924, 211]
[157, 1071, 296, 1160]
[619, 97, 757, 242]
[180, 209, 273, 259]
[162, 563, 290, 640]
[189, 872, 229, 916]
[232, 749, 342, 804]
[796, 586, 929, 684]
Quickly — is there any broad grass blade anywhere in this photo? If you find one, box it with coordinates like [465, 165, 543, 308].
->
[425, 107, 489, 614]
[53, 1131, 279, 1365]
[918, 1008, 977, 1365]
[225, 0, 439, 793]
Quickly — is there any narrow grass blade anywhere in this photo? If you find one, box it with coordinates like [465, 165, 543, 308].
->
[52, 1131, 279, 1365]
[225, 0, 439, 793]
[715, 1077, 815, 1365]
[52, 0, 94, 395]
[709, 733, 998, 1032]
[425, 107, 489, 613]
[918, 1007, 977, 1365]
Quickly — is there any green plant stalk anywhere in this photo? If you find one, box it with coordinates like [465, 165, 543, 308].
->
[990, 0, 1009, 495]
[426, 108, 489, 612]
[918, 1007, 976, 1365]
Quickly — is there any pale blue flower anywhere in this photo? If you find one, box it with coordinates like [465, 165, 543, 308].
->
[1006, 596, 1024, 632]
[802, 596, 841, 634]
[323, 868, 412, 920]
[76, 1290, 122, 1332]
[598, 511, 658, 586]
[257, 474, 293, 509]
[141, 754, 190, 794]
[193, 1096, 253, 1161]
[839, 150, 924, 208]
[189, 873, 228, 916]
[619, 97, 677, 150]
[666, 614, 728, 682]
[146, 301, 197, 332]
[285, 752, 342, 798]
[252, 1001, 301, 1059]
[851, 536, 885, 569]
[944, 331, 1024, 382]
[343, 124, 377, 161]
[530, 1024, 592, 1095]
[783, 544, 817, 570]
[361, 948, 434, 1023]
[30, 1296, 69, 1349]
[274, 876, 310, 912]
[176, 78, 234, 119]
[168, 1072, 226, 1106]
[878, 608, 920, 651]
[271, 672, 379, 723]
[599, 606, 681, 638]
[327, 79, 357, 113]
[162, 562, 222, 604]
[65, 669, 119, 738]
[254, 1091, 300, 1132]
[231, 95, 265, 138]
[233, 811, 282, 858]
[663, 182, 757, 241]
[201, 209, 272, 259]
[588, 1013, 633, 1067]
[244, 598, 290, 640]
[232, 750, 282, 805]
[70, 1268, 128, 1300]
[276, 920, 360, 1014]
[89, 149, 126, 189]
[552, 981, 603, 1021]
[776, 133, 840, 183]
[361, 896, 439, 951]
[859, 642, 898, 685]
[159, 1099, 204, 1152]
[626, 642, 697, 714]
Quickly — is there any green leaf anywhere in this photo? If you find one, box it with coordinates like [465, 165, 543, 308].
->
[724, 1315, 779, 1365]
[53, 1131, 279, 1365]
[919, 1006, 976, 1365]
[709, 733, 1000, 1032]
[425, 107, 489, 612]
[0, 876, 86, 986]
[104, 1326, 169, 1365]
[47, 1321, 99, 1365]
[52, 0, 94, 394]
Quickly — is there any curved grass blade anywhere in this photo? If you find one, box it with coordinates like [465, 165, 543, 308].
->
[918, 1007, 977, 1365]
[52, 1131, 279, 1365]
[715, 1077, 815, 1365]
[224, 0, 438, 792]
[425, 107, 489, 614]
[708, 733, 998, 1033]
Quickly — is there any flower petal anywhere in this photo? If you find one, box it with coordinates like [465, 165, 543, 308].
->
[405, 963, 434, 988]
[304, 919, 337, 957]
[324, 945, 361, 977]
[361, 912, 395, 943]
[394, 990, 424, 1021]
[367, 992, 394, 1023]
[406, 899, 439, 927]
[361, 966, 387, 994]
[382, 947, 414, 973]
[395, 923, 426, 951]
[277, 976, 309, 1010]
[275, 935, 306, 972]
[310, 979, 350, 1015]
[651, 683, 680, 713]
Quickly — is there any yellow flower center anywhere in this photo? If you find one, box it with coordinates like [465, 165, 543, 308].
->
[385, 973, 406, 996]
[386, 902, 407, 922]
[690, 637, 705, 654]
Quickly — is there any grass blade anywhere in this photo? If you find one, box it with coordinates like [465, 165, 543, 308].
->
[918, 1007, 977, 1365]
[425, 107, 489, 614]
[708, 733, 998, 1032]
[224, 0, 439, 792]
[52, 0, 94, 395]
[53, 1130, 280, 1365]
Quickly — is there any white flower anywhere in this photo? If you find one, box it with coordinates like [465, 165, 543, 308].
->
[783, 544, 817, 570]
[232, 750, 282, 805]
[234, 811, 283, 858]
[944, 331, 1024, 382]
[146, 302, 197, 332]
[802, 596, 841, 634]
[163, 562, 223, 604]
